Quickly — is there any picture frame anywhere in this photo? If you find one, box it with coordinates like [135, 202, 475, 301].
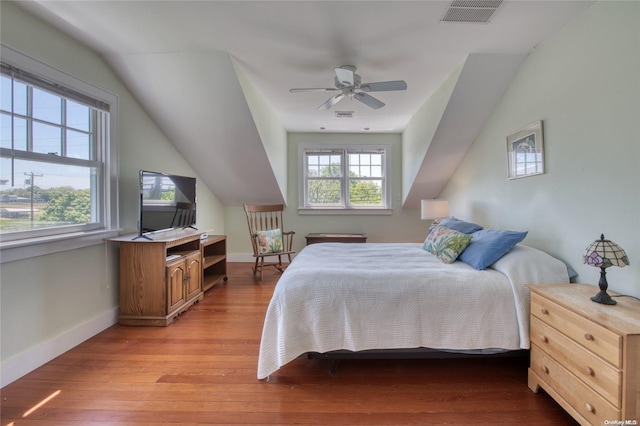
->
[507, 120, 544, 179]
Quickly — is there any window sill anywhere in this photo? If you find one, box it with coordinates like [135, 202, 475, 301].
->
[298, 208, 393, 216]
[0, 229, 121, 263]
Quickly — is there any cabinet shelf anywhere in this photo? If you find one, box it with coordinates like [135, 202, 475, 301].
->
[203, 254, 225, 269]
[203, 272, 226, 290]
[201, 235, 227, 292]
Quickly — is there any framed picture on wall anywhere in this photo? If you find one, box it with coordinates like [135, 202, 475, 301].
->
[507, 120, 544, 179]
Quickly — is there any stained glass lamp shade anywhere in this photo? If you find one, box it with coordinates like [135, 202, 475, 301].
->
[583, 234, 629, 305]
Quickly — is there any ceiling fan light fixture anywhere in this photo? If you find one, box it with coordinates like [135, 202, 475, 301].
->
[291, 66, 407, 110]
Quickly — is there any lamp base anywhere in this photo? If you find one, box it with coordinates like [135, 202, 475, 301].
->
[591, 290, 617, 305]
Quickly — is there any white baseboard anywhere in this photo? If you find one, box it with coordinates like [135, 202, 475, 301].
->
[1, 306, 119, 388]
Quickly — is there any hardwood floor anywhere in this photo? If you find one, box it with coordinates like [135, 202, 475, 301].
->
[1, 263, 579, 425]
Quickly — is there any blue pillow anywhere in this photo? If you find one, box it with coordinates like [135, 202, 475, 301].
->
[458, 229, 528, 270]
[439, 217, 484, 234]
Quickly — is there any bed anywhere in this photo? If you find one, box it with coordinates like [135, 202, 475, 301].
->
[257, 242, 570, 380]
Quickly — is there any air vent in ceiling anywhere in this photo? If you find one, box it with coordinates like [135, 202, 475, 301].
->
[441, 0, 503, 23]
[335, 111, 354, 118]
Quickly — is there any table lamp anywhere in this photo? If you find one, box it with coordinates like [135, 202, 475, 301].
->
[421, 199, 449, 225]
[583, 234, 629, 305]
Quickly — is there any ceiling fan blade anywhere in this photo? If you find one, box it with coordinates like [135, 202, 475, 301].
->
[360, 80, 407, 92]
[289, 87, 340, 93]
[334, 67, 355, 86]
[318, 93, 346, 110]
[354, 92, 385, 109]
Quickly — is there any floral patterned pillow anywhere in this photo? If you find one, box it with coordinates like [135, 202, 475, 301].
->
[256, 228, 283, 254]
[423, 225, 472, 264]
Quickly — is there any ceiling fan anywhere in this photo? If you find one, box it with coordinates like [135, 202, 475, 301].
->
[289, 65, 407, 110]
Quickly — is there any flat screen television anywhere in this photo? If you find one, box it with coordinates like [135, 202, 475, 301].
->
[136, 170, 197, 239]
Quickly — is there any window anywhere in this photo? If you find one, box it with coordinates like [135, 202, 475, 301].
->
[0, 46, 118, 261]
[299, 144, 391, 213]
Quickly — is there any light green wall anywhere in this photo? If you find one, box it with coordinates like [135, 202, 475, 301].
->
[224, 132, 429, 258]
[442, 1, 640, 298]
[0, 2, 224, 374]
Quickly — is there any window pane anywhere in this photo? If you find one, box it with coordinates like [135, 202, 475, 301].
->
[2, 115, 28, 151]
[33, 87, 61, 124]
[13, 81, 28, 116]
[307, 178, 341, 205]
[307, 153, 341, 177]
[349, 179, 382, 206]
[67, 100, 90, 132]
[33, 122, 61, 155]
[349, 153, 382, 178]
[0, 113, 10, 149]
[1, 75, 10, 112]
[67, 129, 90, 160]
[13, 117, 28, 151]
[0, 157, 97, 234]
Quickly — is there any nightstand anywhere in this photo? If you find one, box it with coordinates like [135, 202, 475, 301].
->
[527, 284, 640, 425]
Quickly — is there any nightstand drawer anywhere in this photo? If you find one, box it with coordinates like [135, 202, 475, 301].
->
[530, 346, 620, 424]
[531, 293, 622, 367]
[531, 316, 622, 407]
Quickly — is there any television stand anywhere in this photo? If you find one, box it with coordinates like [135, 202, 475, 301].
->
[111, 230, 205, 326]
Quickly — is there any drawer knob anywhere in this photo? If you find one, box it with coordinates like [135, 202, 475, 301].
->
[542, 365, 550, 374]
[541, 335, 549, 343]
[541, 308, 549, 315]
[585, 366, 595, 376]
[585, 402, 595, 413]
[584, 333, 594, 341]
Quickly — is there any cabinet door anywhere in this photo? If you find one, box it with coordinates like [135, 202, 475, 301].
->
[167, 260, 187, 314]
[184, 252, 202, 300]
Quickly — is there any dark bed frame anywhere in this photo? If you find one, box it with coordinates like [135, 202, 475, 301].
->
[307, 348, 529, 374]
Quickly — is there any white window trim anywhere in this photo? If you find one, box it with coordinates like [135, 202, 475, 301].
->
[298, 143, 392, 215]
[0, 45, 119, 263]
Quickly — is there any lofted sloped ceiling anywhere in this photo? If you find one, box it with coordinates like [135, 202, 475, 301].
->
[10, 1, 595, 207]
[106, 52, 286, 206]
[403, 53, 526, 207]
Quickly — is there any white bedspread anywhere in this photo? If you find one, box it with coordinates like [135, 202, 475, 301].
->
[257, 243, 569, 379]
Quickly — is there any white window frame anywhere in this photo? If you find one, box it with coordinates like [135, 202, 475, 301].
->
[298, 143, 392, 215]
[0, 45, 119, 263]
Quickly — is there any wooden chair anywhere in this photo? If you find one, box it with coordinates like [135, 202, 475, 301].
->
[244, 204, 295, 280]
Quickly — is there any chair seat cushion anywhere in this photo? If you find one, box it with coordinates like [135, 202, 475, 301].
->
[257, 229, 283, 254]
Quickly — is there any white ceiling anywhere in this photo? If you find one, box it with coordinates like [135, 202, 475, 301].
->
[12, 0, 594, 205]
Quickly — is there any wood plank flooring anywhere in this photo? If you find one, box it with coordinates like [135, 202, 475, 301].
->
[1, 262, 579, 425]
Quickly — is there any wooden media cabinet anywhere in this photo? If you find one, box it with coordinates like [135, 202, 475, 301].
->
[112, 230, 226, 326]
